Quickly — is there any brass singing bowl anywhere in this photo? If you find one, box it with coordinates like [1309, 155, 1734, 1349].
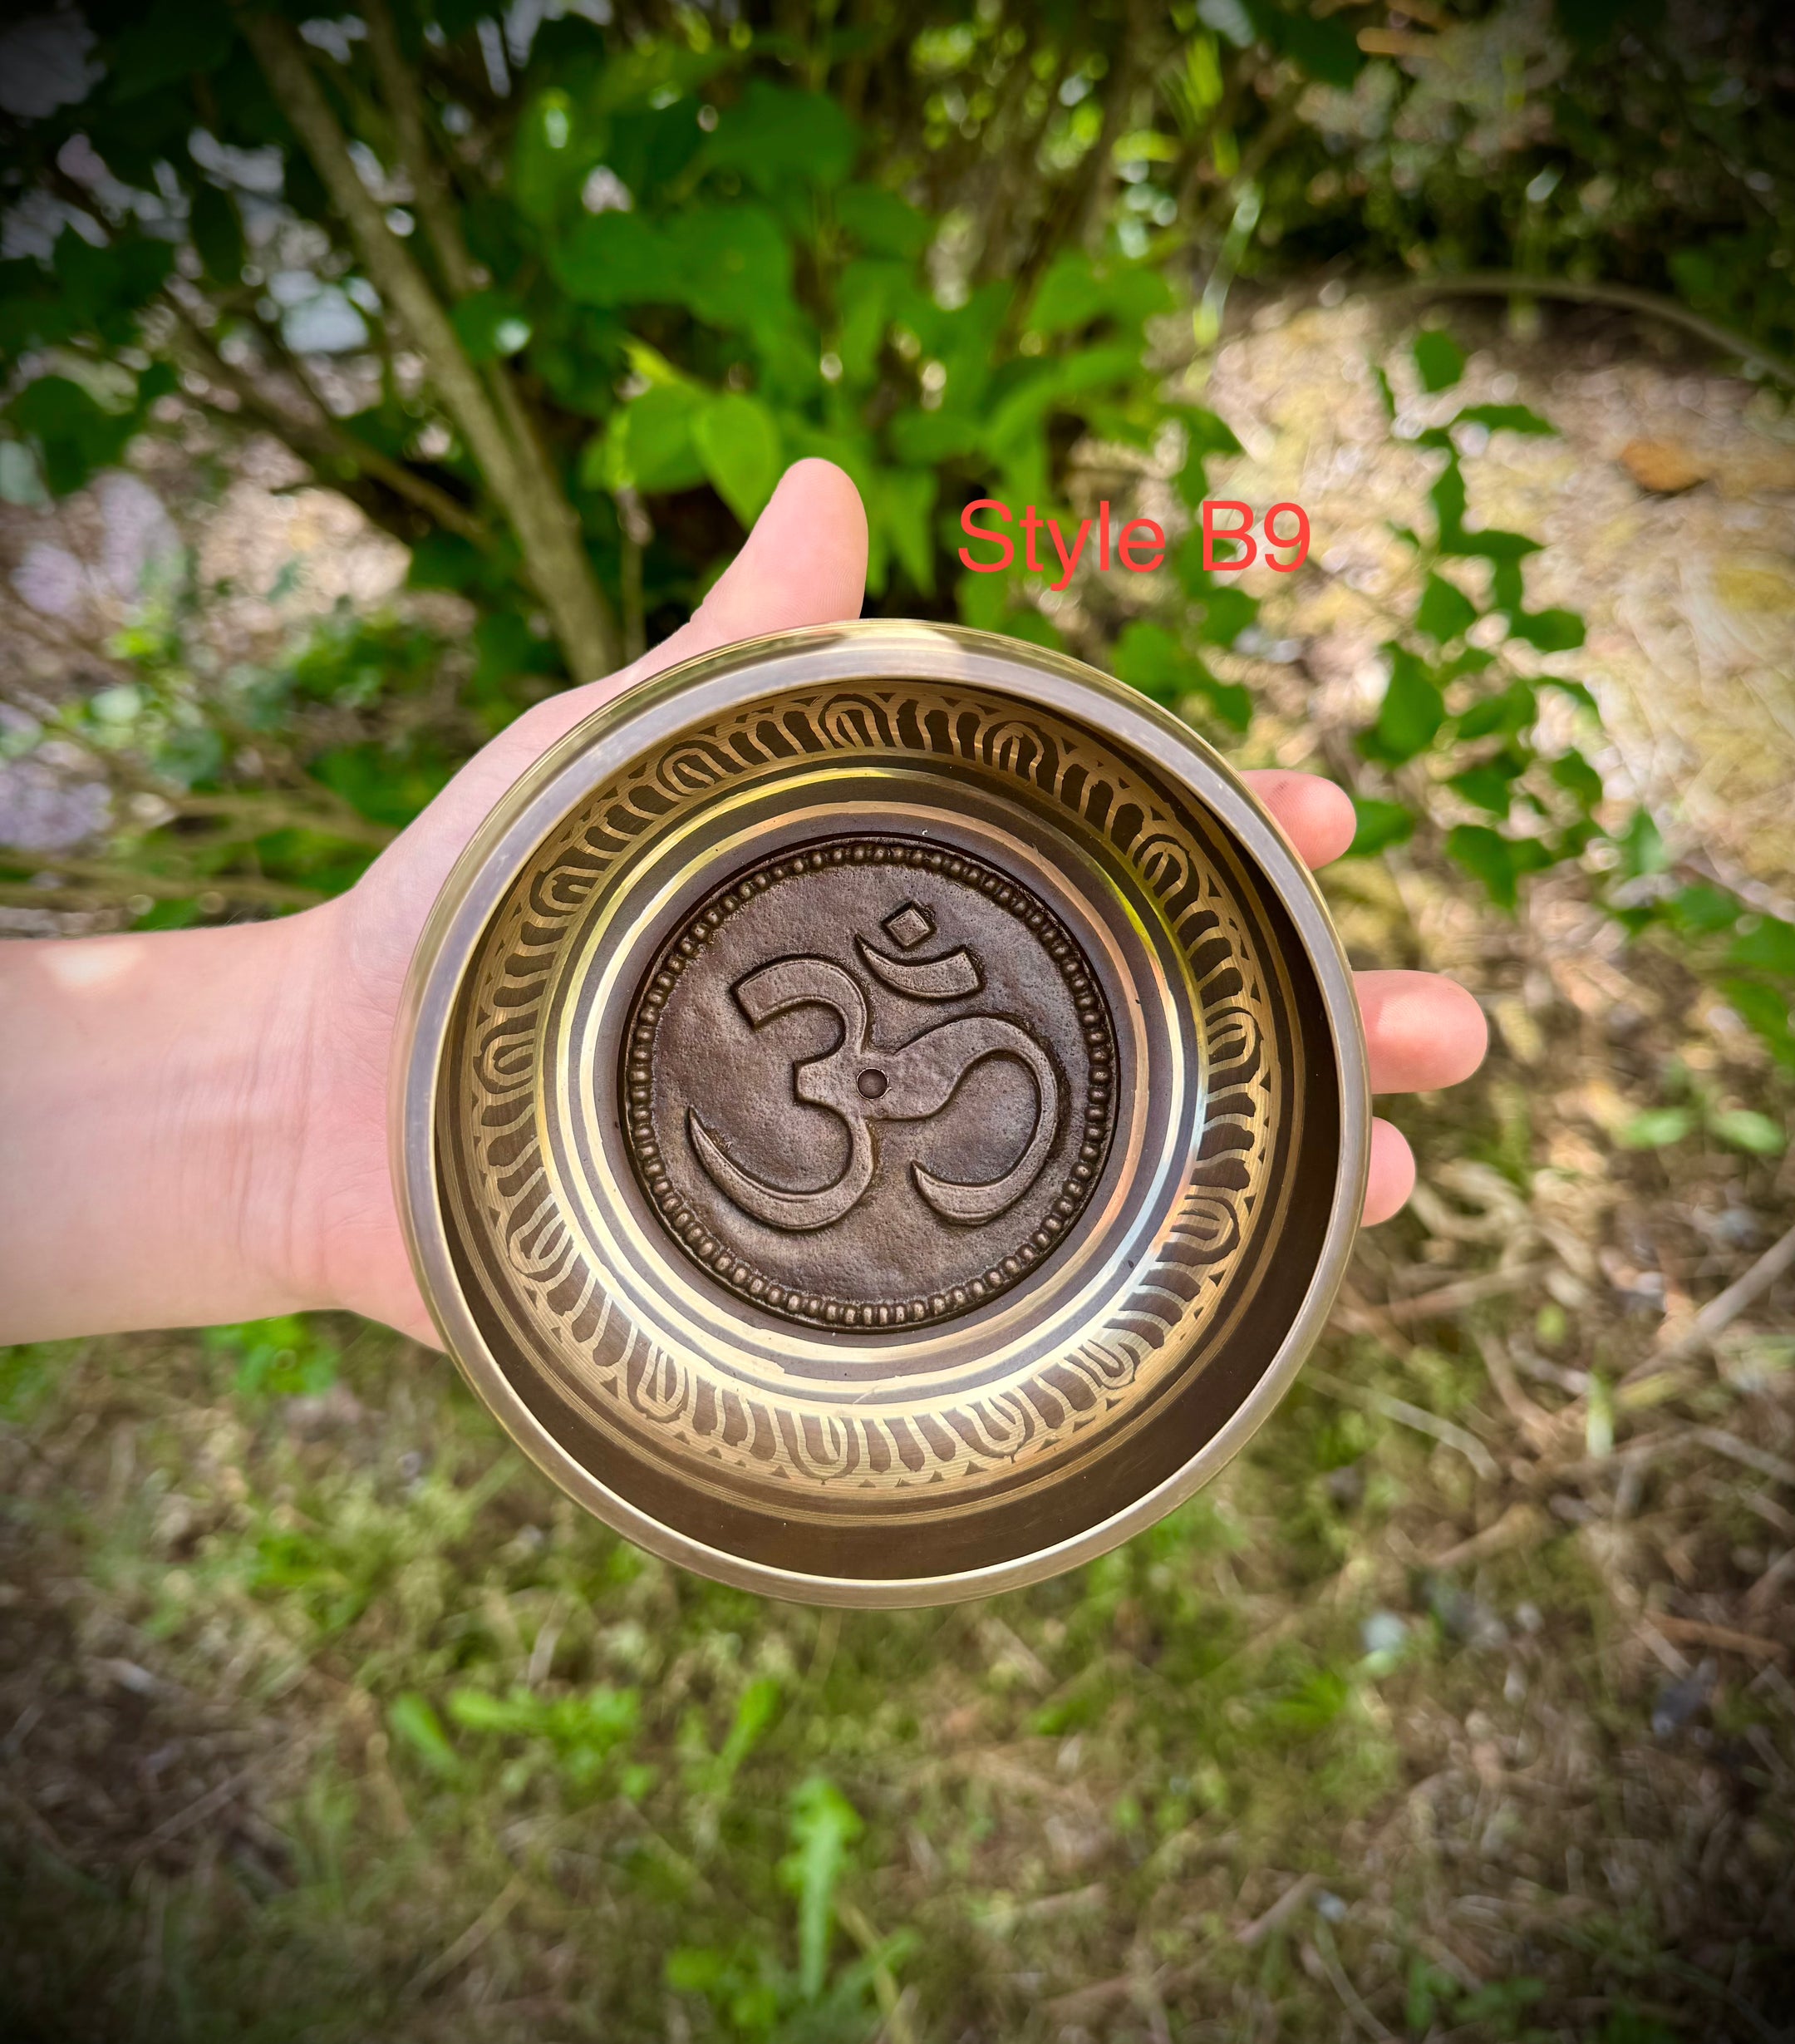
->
[392, 623, 1370, 1606]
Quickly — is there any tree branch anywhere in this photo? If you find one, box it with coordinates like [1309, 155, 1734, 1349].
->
[1373, 271, 1795, 391]
[361, 0, 478, 298]
[165, 302, 491, 546]
[239, 11, 620, 677]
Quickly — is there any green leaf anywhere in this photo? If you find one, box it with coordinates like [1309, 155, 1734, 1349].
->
[189, 183, 244, 285]
[107, 0, 235, 102]
[1414, 572, 1478, 644]
[512, 87, 595, 226]
[1449, 761, 1521, 815]
[1505, 606, 1586, 652]
[1444, 824, 1554, 911]
[1728, 915, 1795, 976]
[693, 392, 783, 527]
[597, 382, 706, 493]
[1707, 1108, 1785, 1156]
[868, 465, 937, 594]
[1549, 748, 1604, 811]
[1413, 328, 1466, 393]
[446, 1687, 524, 1734]
[451, 290, 534, 362]
[666, 206, 799, 335]
[1617, 1107, 1694, 1150]
[1723, 980, 1795, 1068]
[1111, 620, 1195, 707]
[1429, 459, 1467, 544]
[52, 228, 175, 338]
[1241, 0, 1364, 84]
[1360, 646, 1444, 766]
[1455, 680, 1536, 742]
[1030, 251, 1173, 337]
[1454, 401, 1556, 437]
[835, 183, 930, 259]
[1347, 797, 1414, 857]
[779, 1776, 863, 2002]
[1666, 884, 1739, 935]
[388, 1693, 460, 1778]
[8, 375, 135, 495]
[704, 81, 861, 193]
[1171, 406, 1244, 507]
[589, 42, 729, 117]
[1616, 808, 1668, 879]
[551, 210, 673, 308]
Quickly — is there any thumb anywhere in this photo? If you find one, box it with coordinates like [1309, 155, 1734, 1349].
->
[647, 456, 869, 672]
[352, 461, 868, 920]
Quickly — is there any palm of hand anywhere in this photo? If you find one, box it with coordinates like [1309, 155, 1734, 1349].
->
[293, 461, 1484, 1346]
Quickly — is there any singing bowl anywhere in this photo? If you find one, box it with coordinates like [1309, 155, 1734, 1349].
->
[392, 622, 1369, 1606]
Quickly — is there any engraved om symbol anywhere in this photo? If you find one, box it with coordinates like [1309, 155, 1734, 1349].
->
[688, 902, 1061, 1233]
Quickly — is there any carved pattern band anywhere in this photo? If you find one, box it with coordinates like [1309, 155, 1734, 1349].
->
[440, 681, 1291, 1519]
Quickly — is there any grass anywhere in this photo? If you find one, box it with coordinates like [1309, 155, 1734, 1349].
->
[5, 755, 1795, 2044]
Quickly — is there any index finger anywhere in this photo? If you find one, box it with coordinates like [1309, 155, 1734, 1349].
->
[1241, 769, 1356, 870]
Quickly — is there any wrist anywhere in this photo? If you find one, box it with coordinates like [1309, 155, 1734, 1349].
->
[0, 909, 332, 1342]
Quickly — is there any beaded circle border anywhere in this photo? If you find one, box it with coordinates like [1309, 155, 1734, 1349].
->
[621, 835, 1119, 1331]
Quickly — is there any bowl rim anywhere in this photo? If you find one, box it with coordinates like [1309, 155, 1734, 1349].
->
[390, 619, 1371, 1606]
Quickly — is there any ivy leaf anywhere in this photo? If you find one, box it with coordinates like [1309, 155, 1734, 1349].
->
[692, 391, 783, 527]
[1707, 1108, 1785, 1156]
[1031, 251, 1174, 336]
[1414, 572, 1478, 643]
[1360, 646, 1444, 765]
[1413, 328, 1466, 393]
[1445, 824, 1553, 911]
[1347, 797, 1414, 857]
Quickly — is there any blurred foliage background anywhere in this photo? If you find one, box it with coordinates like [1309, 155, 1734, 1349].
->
[5, 2, 1795, 2039]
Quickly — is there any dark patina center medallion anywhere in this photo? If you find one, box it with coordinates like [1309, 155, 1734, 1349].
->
[623, 835, 1118, 1331]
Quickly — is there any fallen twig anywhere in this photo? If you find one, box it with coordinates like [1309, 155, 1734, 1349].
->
[1651, 1613, 1788, 1664]
[1304, 1367, 1500, 1480]
[1632, 1218, 1795, 1377]
[1386, 1264, 1545, 1323]
[404, 1873, 527, 1998]
[1237, 1871, 1318, 1948]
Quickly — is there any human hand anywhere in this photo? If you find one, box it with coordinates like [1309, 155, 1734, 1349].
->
[0, 460, 1485, 1347]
